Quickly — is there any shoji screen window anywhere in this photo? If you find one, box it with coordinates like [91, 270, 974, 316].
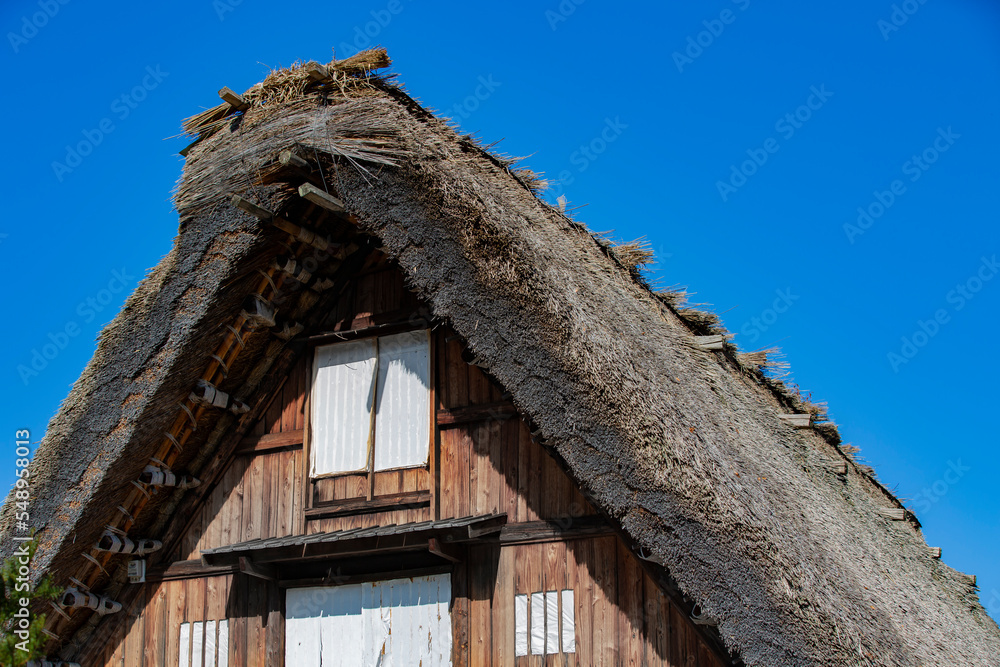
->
[311, 330, 430, 477]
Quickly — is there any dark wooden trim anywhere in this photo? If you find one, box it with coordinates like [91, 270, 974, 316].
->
[279, 565, 451, 589]
[236, 429, 304, 454]
[306, 316, 431, 345]
[498, 516, 612, 544]
[146, 559, 239, 582]
[304, 490, 431, 521]
[436, 401, 518, 427]
[239, 556, 277, 581]
[428, 537, 462, 563]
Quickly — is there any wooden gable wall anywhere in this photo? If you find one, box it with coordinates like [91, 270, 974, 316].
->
[75, 261, 729, 666]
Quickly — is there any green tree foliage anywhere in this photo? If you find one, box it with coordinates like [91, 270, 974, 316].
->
[1, 538, 61, 666]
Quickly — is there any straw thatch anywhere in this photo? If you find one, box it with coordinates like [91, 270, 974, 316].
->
[3, 49, 999, 666]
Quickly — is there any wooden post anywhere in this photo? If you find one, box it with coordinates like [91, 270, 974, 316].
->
[219, 86, 249, 111]
[693, 335, 725, 351]
[298, 183, 346, 213]
[778, 413, 812, 428]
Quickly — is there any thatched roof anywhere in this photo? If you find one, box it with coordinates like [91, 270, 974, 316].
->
[3, 49, 999, 666]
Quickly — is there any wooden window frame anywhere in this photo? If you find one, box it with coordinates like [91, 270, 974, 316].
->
[302, 326, 435, 511]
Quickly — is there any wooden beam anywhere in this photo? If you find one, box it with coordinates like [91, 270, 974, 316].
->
[219, 86, 248, 110]
[148, 560, 238, 582]
[298, 183, 346, 213]
[928, 547, 942, 559]
[878, 507, 906, 521]
[237, 430, 304, 455]
[279, 149, 310, 169]
[239, 556, 276, 581]
[498, 517, 612, 545]
[428, 538, 462, 563]
[693, 335, 725, 351]
[436, 402, 519, 427]
[304, 490, 431, 521]
[304, 62, 329, 81]
[778, 413, 812, 428]
[231, 194, 273, 221]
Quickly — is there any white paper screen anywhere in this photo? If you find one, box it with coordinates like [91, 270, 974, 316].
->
[514, 593, 529, 656]
[374, 330, 430, 471]
[286, 574, 452, 666]
[311, 339, 376, 476]
[561, 589, 576, 653]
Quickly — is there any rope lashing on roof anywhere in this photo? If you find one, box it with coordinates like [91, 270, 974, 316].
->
[189, 379, 250, 415]
[80, 553, 109, 577]
[241, 293, 277, 329]
[60, 588, 121, 616]
[139, 465, 200, 490]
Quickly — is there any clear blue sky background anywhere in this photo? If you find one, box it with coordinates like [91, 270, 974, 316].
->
[2, 0, 998, 621]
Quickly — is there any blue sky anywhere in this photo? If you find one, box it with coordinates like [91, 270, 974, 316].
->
[2, 0, 998, 620]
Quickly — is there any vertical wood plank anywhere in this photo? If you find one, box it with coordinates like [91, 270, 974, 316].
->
[518, 421, 541, 522]
[219, 457, 245, 550]
[452, 558, 470, 667]
[245, 578, 264, 667]
[499, 418, 520, 522]
[493, 546, 515, 666]
[445, 338, 469, 409]
[121, 585, 146, 667]
[542, 540, 565, 667]
[264, 580, 283, 667]
[164, 579, 187, 667]
[669, 603, 687, 667]
[143, 582, 167, 667]
[618, 542, 645, 667]
[230, 575, 248, 667]
[591, 537, 617, 666]
[644, 573, 670, 666]
[244, 453, 264, 542]
[469, 544, 497, 666]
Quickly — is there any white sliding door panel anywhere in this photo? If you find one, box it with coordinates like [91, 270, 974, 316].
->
[374, 330, 430, 471]
[312, 339, 377, 476]
[286, 574, 452, 666]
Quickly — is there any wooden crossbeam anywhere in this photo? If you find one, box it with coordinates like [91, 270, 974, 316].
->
[304, 62, 329, 81]
[219, 86, 248, 110]
[427, 538, 461, 563]
[693, 335, 725, 351]
[778, 413, 812, 428]
[298, 183, 346, 213]
[878, 507, 906, 521]
[239, 556, 276, 581]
